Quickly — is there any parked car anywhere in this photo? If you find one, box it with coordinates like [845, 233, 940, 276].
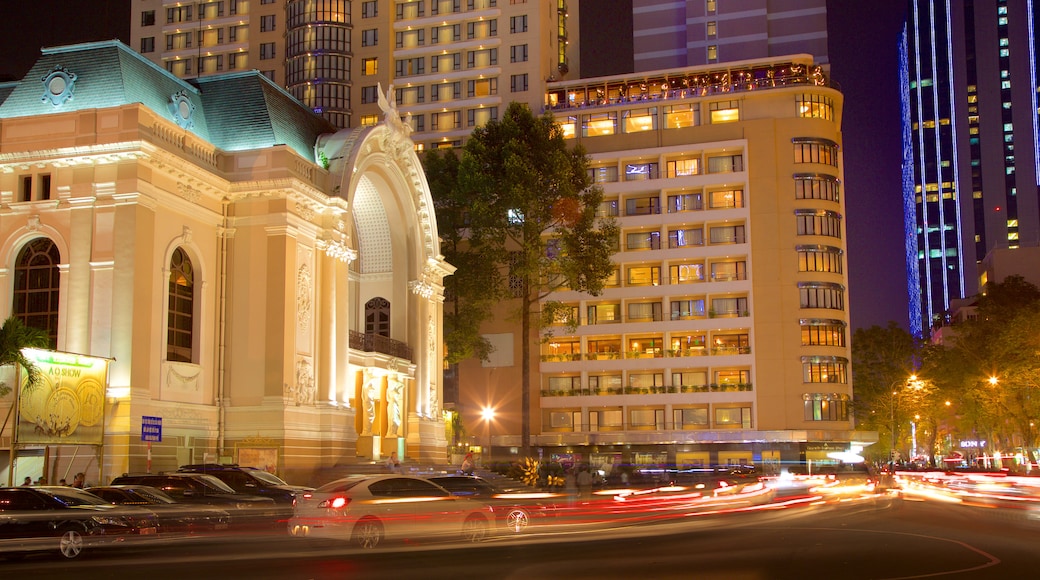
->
[288, 474, 494, 548]
[176, 464, 313, 519]
[0, 486, 158, 559]
[110, 473, 280, 530]
[426, 474, 559, 533]
[88, 485, 231, 534]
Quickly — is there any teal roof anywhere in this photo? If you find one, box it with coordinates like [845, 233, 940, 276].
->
[0, 40, 335, 161]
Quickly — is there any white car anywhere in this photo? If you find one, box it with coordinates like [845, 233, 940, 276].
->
[288, 475, 494, 548]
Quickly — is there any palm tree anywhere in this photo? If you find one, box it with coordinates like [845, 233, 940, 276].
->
[0, 316, 51, 397]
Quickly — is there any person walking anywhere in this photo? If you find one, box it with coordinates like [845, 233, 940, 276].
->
[385, 451, 400, 473]
[72, 472, 86, 489]
[461, 452, 475, 475]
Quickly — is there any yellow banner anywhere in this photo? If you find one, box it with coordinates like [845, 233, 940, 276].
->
[16, 348, 111, 446]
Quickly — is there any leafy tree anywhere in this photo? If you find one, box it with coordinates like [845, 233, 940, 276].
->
[851, 321, 922, 460]
[0, 316, 51, 398]
[452, 102, 619, 453]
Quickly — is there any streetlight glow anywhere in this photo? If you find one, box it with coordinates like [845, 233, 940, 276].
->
[481, 407, 495, 421]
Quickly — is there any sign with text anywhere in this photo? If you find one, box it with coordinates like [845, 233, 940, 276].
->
[142, 416, 162, 442]
[15, 348, 112, 445]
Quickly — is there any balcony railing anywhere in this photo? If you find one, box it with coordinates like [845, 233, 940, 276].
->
[349, 330, 414, 361]
[540, 345, 750, 362]
[539, 383, 753, 397]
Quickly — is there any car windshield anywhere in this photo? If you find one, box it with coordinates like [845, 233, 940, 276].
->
[249, 470, 289, 486]
[131, 486, 177, 504]
[192, 474, 237, 493]
[47, 488, 110, 506]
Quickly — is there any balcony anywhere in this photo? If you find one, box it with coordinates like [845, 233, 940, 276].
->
[349, 330, 413, 361]
[538, 382, 753, 397]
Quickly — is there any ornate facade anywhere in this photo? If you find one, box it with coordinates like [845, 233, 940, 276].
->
[0, 41, 451, 486]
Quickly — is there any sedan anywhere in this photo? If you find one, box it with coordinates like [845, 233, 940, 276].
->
[427, 475, 560, 533]
[0, 486, 158, 559]
[88, 485, 231, 535]
[288, 475, 494, 548]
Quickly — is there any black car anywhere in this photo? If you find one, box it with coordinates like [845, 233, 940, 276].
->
[87, 485, 231, 535]
[427, 475, 559, 534]
[110, 473, 280, 530]
[0, 486, 158, 559]
[177, 464, 313, 505]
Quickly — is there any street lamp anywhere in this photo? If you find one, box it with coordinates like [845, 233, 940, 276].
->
[481, 407, 495, 468]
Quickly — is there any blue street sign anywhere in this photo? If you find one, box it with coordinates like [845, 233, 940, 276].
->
[142, 416, 162, 442]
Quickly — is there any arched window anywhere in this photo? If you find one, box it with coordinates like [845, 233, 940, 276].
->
[167, 248, 194, 362]
[13, 237, 60, 347]
[365, 297, 390, 337]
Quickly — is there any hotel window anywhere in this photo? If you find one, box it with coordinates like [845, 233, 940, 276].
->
[797, 94, 834, 120]
[627, 302, 663, 323]
[261, 14, 276, 32]
[200, 55, 223, 73]
[706, 21, 717, 38]
[467, 20, 498, 39]
[360, 115, 379, 127]
[629, 408, 663, 428]
[433, 24, 462, 43]
[547, 376, 581, 393]
[13, 238, 60, 347]
[511, 15, 528, 33]
[801, 356, 848, 384]
[707, 154, 743, 173]
[409, 114, 425, 133]
[467, 107, 497, 127]
[674, 407, 709, 428]
[167, 247, 195, 363]
[432, 82, 460, 101]
[596, 198, 619, 217]
[623, 108, 657, 133]
[396, 29, 425, 48]
[467, 48, 498, 68]
[397, 86, 425, 105]
[668, 227, 703, 248]
[228, 52, 246, 70]
[709, 225, 745, 244]
[669, 262, 704, 284]
[804, 393, 850, 421]
[167, 59, 192, 76]
[710, 297, 747, 316]
[626, 230, 661, 251]
[361, 86, 379, 104]
[716, 369, 750, 385]
[361, 1, 377, 17]
[229, 25, 246, 42]
[666, 158, 700, 177]
[793, 138, 838, 166]
[707, 189, 744, 209]
[715, 407, 752, 429]
[797, 245, 843, 273]
[672, 335, 706, 352]
[361, 58, 378, 75]
[432, 54, 461, 73]
[794, 174, 840, 201]
[397, 1, 425, 19]
[141, 10, 156, 26]
[396, 57, 425, 77]
[707, 45, 718, 62]
[583, 112, 617, 137]
[798, 282, 845, 310]
[199, 28, 223, 47]
[510, 73, 529, 93]
[795, 209, 842, 238]
[559, 115, 577, 138]
[362, 29, 378, 46]
[668, 192, 703, 212]
[706, 0, 716, 14]
[664, 104, 699, 128]
[432, 111, 462, 130]
[587, 303, 621, 324]
[260, 42, 277, 60]
[589, 374, 622, 392]
[588, 166, 618, 182]
[167, 5, 192, 23]
[800, 319, 846, 347]
[708, 101, 739, 123]
[168, 32, 192, 50]
[625, 162, 658, 180]
[627, 265, 661, 286]
[510, 44, 528, 63]
[468, 78, 497, 97]
[625, 195, 660, 216]
[141, 37, 155, 53]
[710, 261, 746, 281]
[671, 299, 705, 319]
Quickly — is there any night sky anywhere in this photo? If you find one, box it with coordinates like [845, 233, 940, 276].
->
[0, 1, 912, 332]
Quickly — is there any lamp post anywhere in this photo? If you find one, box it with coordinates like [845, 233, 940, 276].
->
[481, 407, 495, 468]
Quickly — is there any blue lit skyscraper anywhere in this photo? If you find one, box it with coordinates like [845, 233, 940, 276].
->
[902, 0, 1040, 336]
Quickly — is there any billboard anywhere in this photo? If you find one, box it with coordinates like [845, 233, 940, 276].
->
[15, 348, 112, 446]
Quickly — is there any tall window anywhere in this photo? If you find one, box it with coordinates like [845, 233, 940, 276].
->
[167, 248, 194, 362]
[365, 297, 390, 337]
[13, 238, 60, 347]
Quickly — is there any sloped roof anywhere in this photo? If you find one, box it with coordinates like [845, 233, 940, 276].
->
[0, 40, 334, 161]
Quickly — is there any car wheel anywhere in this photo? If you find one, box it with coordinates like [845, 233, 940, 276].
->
[58, 527, 84, 559]
[462, 514, 488, 543]
[504, 508, 530, 533]
[351, 517, 383, 549]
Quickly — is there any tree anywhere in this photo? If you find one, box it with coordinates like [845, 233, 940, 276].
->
[851, 321, 922, 460]
[453, 102, 619, 454]
[0, 316, 51, 398]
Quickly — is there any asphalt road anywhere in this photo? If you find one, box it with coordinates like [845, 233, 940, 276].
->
[6, 495, 1040, 579]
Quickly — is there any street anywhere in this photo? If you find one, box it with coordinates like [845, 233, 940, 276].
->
[6, 494, 1039, 579]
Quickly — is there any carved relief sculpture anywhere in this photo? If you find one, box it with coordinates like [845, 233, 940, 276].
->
[385, 376, 404, 437]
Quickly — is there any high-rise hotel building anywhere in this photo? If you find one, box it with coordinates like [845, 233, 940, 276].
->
[902, 0, 1040, 336]
[458, 56, 874, 472]
[129, 0, 579, 147]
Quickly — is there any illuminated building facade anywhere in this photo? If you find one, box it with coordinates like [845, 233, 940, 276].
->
[0, 41, 451, 485]
[902, 0, 1040, 336]
[458, 55, 875, 473]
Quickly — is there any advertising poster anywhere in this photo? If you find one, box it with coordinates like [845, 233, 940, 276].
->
[15, 348, 111, 446]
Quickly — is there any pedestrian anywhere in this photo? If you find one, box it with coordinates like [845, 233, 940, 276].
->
[385, 451, 400, 473]
[58, 478, 67, 486]
[36, 477, 47, 486]
[72, 472, 85, 489]
[21, 476, 31, 486]
[461, 451, 474, 475]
